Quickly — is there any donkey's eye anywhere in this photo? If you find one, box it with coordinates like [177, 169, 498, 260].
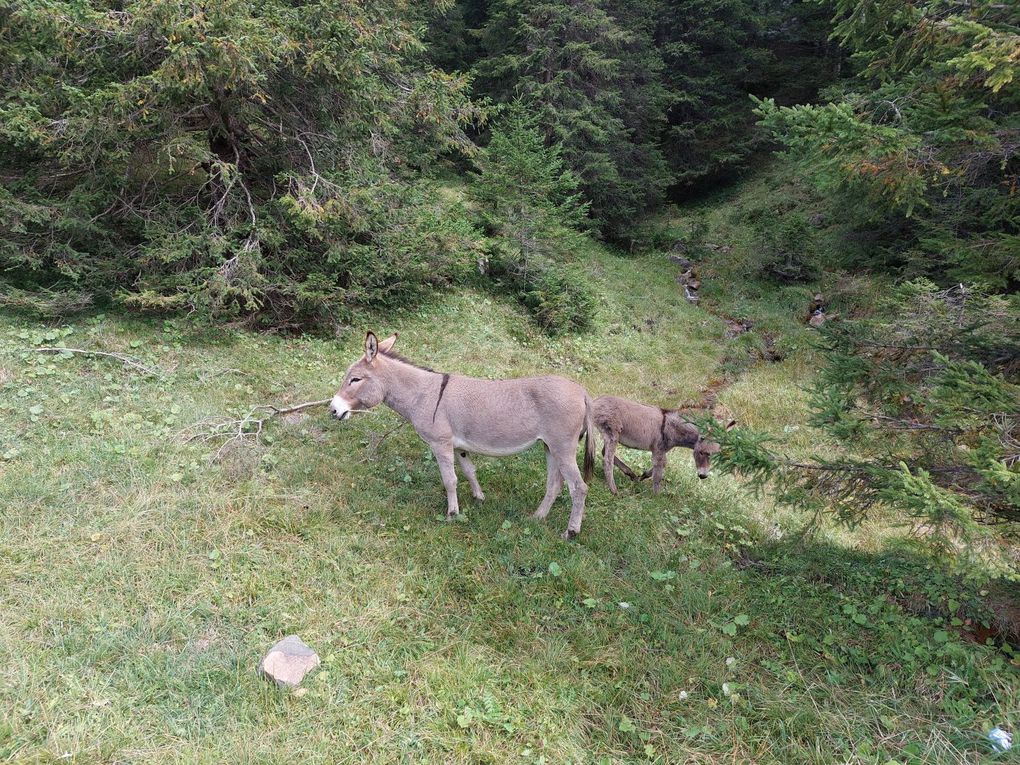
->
[349, 377, 362, 384]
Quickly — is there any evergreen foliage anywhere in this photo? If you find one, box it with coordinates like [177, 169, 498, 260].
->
[655, 0, 766, 188]
[755, 0, 1020, 288]
[0, 0, 479, 327]
[425, 0, 842, 231]
[471, 0, 670, 238]
[470, 104, 595, 333]
[716, 282, 1020, 532]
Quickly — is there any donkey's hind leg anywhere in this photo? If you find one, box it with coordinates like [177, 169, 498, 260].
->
[533, 446, 563, 520]
[558, 449, 589, 539]
[456, 450, 485, 501]
[602, 436, 621, 495]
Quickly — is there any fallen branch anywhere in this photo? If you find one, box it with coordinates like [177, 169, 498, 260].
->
[27, 346, 163, 377]
[180, 398, 332, 461]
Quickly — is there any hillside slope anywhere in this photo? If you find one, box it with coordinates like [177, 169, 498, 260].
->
[1, 194, 1016, 763]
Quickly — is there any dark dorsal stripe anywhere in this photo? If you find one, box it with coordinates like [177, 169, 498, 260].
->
[381, 349, 435, 373]
[432, 373, 451, 423]
[659, 408, 669, 449]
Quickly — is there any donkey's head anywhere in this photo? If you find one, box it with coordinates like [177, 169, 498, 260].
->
[692, 436, 721, 479]
[330, 331, 397, 420]
[668, 416, 735, 479]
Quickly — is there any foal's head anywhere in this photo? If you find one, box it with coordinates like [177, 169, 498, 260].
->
[691, 436, 722, 479]
[330, 331, 397, 420]
[665, 414, 735, 479]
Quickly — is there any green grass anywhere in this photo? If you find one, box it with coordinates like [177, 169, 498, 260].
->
[2, 231, 1018, 762]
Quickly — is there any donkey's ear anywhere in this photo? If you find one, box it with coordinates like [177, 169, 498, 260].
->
[365, 332, 379, 362]
[725, 419, 737, 431]
[378, 333, 398, 355]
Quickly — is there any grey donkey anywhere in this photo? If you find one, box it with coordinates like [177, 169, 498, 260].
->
[592, 395, 734, 494]
[330, 332, 597, 538]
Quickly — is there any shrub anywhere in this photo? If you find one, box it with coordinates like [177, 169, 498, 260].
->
[744, 207, 819, 283]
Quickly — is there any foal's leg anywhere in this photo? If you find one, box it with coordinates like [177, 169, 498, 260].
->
[612, 454, 642, 481]
[558, 448, 589, 539]
[431, 443, 460, 518]
[602, 435, 620, 495]
[533, 446, 563, 520]
[651, 447, 668, 494]
[456, 450, 485, 501]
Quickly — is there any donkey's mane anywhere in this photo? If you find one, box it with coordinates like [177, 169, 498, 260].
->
[381, 349, 437, 374]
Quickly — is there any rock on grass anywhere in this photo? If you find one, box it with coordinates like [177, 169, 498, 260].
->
[259, 635, 320, 688]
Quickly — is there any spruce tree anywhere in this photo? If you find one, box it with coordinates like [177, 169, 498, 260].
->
[755, 0, 1020, 288]
[471, 103, 595, 332]
[717, 282, 1020, 533]
[0, 0, 478, 325]
[472, 0, 670, 238]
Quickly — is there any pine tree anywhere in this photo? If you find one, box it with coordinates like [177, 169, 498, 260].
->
[471, 103, 595, 332]
[654, 0, 763, 187]
[717, 282, 1020, 533]
[755, 0, 1020, 288]
[472, 0, 670, 238]
[0, 0, 479, 325]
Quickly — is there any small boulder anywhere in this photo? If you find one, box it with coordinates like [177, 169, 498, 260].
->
[259, 635, 320, 688]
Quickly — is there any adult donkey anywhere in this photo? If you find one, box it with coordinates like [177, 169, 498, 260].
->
[330, 332, 597, 538]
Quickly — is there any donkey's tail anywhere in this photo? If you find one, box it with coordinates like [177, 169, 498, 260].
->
[582, 394, 596, 482]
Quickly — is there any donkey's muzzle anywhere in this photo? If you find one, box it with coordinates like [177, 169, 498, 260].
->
[328, 400, 351, 420]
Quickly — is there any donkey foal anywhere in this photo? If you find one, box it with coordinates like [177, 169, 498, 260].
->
[330, 332, 596, 538]
[592, 395, 732, 494]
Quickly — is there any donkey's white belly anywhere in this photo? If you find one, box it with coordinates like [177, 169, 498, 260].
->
[452, 435, 537, 457]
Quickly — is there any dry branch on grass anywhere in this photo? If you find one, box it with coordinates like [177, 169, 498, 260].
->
[27, 346, 164, 377]
[180, 399, 332, 460]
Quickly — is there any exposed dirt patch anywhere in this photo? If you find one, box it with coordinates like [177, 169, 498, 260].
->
[282, 410, 310, 425]
[982, 589, 1020, 647]
[217, 440, 264, 480]
[759, 331, 783, 363]
[891, 586, 1020, 650]
[190, 628, 221, 654]
[724, 318, 752, 338]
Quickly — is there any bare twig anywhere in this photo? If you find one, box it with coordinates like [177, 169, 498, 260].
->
[176, 398, 385, 462]
[181, 398, 330, 459]
[27, 346, 163, 376]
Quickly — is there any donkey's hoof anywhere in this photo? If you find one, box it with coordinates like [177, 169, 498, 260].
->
[473, 492, 485, 502]
[445, 511, 460, 521]
[562, 529, 579, 541]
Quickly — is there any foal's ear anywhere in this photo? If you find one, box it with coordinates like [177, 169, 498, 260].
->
[365, 331, 379, 362]
[378, 333, 398, 355]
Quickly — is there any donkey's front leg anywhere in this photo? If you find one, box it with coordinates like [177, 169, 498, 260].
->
[431, 444, 460, 518]
[650, 448, 668, 494]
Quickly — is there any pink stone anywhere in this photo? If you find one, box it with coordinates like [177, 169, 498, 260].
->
[259, 635, 320, 688]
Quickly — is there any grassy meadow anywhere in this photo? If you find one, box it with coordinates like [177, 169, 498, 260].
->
[2, 183, 1018, 763]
